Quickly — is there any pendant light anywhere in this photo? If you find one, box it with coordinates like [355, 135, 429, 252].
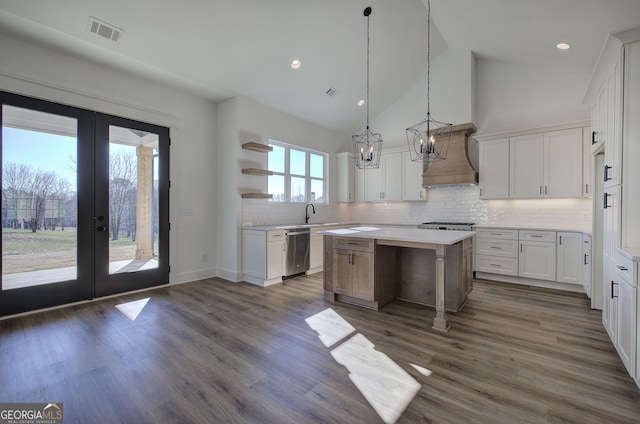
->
[353, 6, 383, 169]
[405, 0, 451, 164]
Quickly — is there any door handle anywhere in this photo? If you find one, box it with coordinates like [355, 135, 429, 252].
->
[95, 225, 106, 232]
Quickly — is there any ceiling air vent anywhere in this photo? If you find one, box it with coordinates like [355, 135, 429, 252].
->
[87, 16, 123, 42]
[325, 87, 338, 97]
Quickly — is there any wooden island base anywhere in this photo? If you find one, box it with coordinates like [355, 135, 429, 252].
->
[323, 231, 474, 331]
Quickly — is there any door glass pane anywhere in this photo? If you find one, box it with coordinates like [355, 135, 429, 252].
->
[108, 125, 159, 274]
[2, 105, 78, 290]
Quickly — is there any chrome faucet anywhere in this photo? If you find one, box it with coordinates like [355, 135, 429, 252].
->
[305, 203, 316, 224]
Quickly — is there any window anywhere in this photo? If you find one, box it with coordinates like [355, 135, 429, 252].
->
[267, 140, 327, 203]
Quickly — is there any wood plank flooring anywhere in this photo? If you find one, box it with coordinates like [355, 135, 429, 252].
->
[1, 275, 639, 423]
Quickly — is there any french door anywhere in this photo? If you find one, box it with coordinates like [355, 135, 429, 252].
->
[0, 91, 169, 316]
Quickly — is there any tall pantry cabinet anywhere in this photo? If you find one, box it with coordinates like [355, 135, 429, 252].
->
[585, 27, 640, 387]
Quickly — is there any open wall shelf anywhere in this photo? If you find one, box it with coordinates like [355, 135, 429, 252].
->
[242, 168, 273, 176]
[242, 142, 272, 153]
[241, 193, 273, 199]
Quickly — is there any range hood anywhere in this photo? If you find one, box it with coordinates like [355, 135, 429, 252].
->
[422, 122, 478, 187]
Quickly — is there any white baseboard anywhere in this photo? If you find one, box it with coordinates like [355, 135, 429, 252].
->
[171, 267, 217, 285]
[216, 267, 243, 282]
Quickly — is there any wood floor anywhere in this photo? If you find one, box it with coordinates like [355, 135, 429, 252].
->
[1, 274, 639, 423]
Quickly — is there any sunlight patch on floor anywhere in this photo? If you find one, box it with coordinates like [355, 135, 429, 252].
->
[305, 308, 355, 347]
[306, 308, 423, 423]
[115, 297, 150, 321]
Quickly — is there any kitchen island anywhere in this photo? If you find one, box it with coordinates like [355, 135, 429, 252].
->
[322, 227, 474, 332]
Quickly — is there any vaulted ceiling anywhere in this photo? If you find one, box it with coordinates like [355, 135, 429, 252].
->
[0, 0, 638, 133]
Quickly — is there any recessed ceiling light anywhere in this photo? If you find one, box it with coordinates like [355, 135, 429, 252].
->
[556, 43, 571, 50]
[291, 59, 301, 70]
[357, 99, 365, 106]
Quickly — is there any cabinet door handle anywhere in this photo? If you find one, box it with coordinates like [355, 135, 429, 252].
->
[611, 281, 618, 299]
[490, 263, 502, 267]
[592, 131, 597, 145]
[616, 265, 628, 271]
[490, 246, 502, 249]
[351, 253, 355, 265]
[539, 186, 542, 195]
[531, 234, 544, 238]
[604, 193, 611, 209]
[520, 244, 523, 253]
[604, 165, 612, 182]
[545, 186, 548, 195]
[584, 254, 589, 265]
[559, 236, 562, 245]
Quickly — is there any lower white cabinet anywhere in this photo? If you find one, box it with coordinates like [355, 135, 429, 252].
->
[556, 232, 583, 285]
[583, 234, 592, 297]
[474, 229, 518, 276]
[243, 229, 286, 287]
[612, 251, 637, 377]
[518, 230, 556, 281]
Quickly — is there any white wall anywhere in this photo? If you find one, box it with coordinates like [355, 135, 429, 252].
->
[0, 33, 218, 285]
[216, 96, 351, 280]
[370, 49, 476, 149]
[475, 59, 591, 135]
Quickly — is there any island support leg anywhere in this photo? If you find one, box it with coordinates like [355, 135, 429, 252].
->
[432, 244, 450, 332]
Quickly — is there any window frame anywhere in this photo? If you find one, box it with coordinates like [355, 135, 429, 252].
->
[267, 139, 328, 204]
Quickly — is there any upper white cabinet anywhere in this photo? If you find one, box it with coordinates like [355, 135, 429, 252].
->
[365, 152, 402, 202]
[510, 133, 544, 198]
[336, 152, 355, 203]
[478, 138, 509, 199]
[510, 128, 583, 198]
[582, 126, 592, 197]
[401, 151, 426, 201]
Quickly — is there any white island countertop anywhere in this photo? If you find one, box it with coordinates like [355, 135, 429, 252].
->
[321, 227, 475, 246]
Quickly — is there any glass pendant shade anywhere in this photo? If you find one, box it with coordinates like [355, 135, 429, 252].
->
[406, 0, 451, 164]
[353, 6, 383, 169]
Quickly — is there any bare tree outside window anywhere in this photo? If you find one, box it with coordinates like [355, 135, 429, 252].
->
[109, 149, 137, 241]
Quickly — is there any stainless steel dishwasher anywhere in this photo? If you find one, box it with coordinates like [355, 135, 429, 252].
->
[284, 228, 310, 278]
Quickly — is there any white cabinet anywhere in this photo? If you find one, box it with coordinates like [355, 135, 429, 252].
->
[478, 138, 509, 199]
[583, 234, 592, 297]
[401, 151, 426, 201]
[556, 232, 583, 286]
[582, 127, 592, 197]
[603, 186, 620, 339]
[611, 251, 637, 377]
[336, 152, 355, 203]
[355, 167, 365, 202]
[510, 133, 544, 198]
[242, 229, 285, 287]
[604, 58, 622, 189]
[364, 152, 402, 202]
[266, 232, 286, 280]
[510, 129, 583, 198]
[518, 230, 556, 281]
[474, 229, 518, 276]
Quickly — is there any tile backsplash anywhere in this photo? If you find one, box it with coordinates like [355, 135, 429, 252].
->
[243, 185, 592, 232]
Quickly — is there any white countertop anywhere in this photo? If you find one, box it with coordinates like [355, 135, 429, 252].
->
[321, 227, 475, 246]
[617, 247, 640, 262]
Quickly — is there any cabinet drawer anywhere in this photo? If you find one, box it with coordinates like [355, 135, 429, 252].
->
[476, 229, 518, 240]
[476, 239, 518, 258]
[267, 230, 285, 241]
[615, 251, 636, 287]
[334, 237, 373, 252]
[519, 230, 555, 242]
[476, 256, 518, 276]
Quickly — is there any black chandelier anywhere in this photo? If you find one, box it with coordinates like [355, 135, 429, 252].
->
[406, 0, 451, 164]
[352, 6, 383, 169]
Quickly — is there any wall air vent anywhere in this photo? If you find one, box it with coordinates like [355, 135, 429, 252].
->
[325, 87, 338, 97]
[87, 16, 123, 42]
